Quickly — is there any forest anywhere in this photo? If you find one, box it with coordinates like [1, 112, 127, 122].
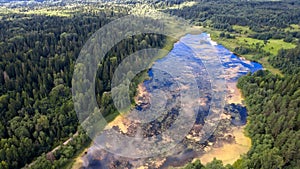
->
[235, 45, 300, 169]
[0, 4, 171, 169]
[0, 7, 119, 169]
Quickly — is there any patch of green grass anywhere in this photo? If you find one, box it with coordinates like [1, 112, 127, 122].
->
[21, 9, 74, 17]
[232, 25, 253, 34]
[264, 39, 296, 55]
[0, 6, 84, 17]
[284, 24, 300, 32]
[237, 37, 262, 46]
[237, 37, 296, 55]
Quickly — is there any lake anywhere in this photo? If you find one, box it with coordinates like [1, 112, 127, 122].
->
[78, 33, 263, 169]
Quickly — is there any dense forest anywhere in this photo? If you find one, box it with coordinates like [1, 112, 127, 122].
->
[0, 5, 171, 168]
[166, 0, 300, 32]
[235, 45, 300, 169]
[0, 8, 118, 169]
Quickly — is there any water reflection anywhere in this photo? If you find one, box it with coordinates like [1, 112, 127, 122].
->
[80, 33, 263, 169]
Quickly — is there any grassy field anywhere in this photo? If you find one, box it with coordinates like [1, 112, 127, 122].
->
[237, 37, 296, 56]
[0, 7, 14, 14]
[264, 39, 296, 55]
[232, 25, 254, 34]
[284, 24, 300, 32]
[0, 6, 74, 17]
[207, 29, 238, 50]
[0, 6, 113, 17]
[204, 25, 298, 76]
[22, 8, 74, 17]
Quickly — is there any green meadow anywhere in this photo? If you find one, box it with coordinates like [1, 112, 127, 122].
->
[205, 24, 298, 76]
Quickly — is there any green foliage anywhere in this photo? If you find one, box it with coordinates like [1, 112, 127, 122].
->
[270, 45, 300, 74]
[183, 158, 234, 169]
[166, 0, 300, 33]
[205, 158, 226, 169]
[183, 160, 204, 169]
[220, 32, 235, 39]
[236, 45, 300, 168]
[0, 6, 169, 168]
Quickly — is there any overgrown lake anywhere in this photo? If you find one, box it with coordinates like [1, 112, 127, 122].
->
[77, 33, 263, 169]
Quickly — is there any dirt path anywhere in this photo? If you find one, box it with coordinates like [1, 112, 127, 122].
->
[23, 131, 79, 169]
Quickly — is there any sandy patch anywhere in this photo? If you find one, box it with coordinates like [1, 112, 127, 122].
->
[134, 83, 150, 104]
[137, 167, 147, 169]
[198, 126, 251, 165]
[226, 82, 243, 104]
[105, 115, 129, 133]
[105, 83, 150, 133]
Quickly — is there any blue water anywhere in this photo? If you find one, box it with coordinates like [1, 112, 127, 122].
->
[144, 40, 207, 93]
[142, 33, 264, 127]
[217, 45, 263, 73]
[83, 33, 264, 169]
[146, 33, 263, 83]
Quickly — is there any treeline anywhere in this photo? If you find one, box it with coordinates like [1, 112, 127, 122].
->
[183, 159, 231, 169]
[165, 0, 300, 41]
[236, 45, 300, 168]
[270, 45, 300, 74]
[28, 128, 91, 169]
[233, 41, 269, 58]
